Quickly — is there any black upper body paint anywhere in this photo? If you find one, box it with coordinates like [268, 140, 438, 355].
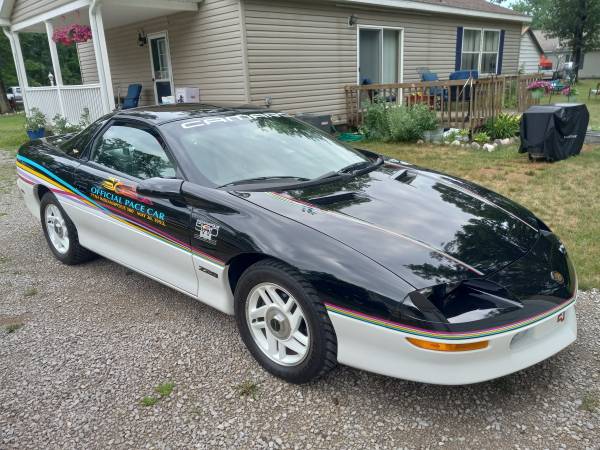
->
[18, 104, 576, 334]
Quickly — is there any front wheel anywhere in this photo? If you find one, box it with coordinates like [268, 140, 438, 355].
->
[234, 259, 337, 384]
[40, 193, 96, 265]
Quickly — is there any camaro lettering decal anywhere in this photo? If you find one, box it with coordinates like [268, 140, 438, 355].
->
[181, 112, 288, 129]
[15, 155, 225, 268]
[325, 296, 576, 341]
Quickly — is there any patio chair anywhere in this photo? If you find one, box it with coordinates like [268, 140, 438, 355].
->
[421, 71, 448, 102]
[449, 70, 479, 101]
[121, 84, 142, 109]
[589, 82, 600, 99]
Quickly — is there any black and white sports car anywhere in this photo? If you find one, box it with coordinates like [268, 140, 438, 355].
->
[16, 105, 577, 384]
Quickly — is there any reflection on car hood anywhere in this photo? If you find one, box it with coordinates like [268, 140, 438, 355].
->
[242, 161, 540, 288]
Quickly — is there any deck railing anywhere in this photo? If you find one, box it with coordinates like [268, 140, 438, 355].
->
[23, 84, 104, 124]
[344, 73, 542, 130]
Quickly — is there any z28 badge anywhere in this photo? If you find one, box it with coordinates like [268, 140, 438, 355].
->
[195, 220, 220, 244]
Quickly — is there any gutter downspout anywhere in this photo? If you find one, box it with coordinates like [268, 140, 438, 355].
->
[89, 0, 114, 113]
[2, 26, 30, 113]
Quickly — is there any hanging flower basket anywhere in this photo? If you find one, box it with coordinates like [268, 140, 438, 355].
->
[52, 24, 92, 46]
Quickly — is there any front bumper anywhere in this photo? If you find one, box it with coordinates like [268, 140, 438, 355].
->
[328, 302, 576, 385]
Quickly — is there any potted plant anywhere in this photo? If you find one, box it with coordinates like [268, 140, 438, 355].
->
[52, 24, 92, 46]
[527, 80, 552, 99]
[25, 108, 48, 140]
[414, 104, 442, 143]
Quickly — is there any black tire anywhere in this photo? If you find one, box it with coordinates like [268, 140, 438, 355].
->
[234, 259, 337, 384]
[40, 192, 96, 265]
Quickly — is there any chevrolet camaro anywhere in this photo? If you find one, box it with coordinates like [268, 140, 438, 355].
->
[16, 105, 577, 384]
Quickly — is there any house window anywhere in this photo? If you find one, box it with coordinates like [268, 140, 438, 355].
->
[461, 28, 500, 74]
[359, 27, 402, 84]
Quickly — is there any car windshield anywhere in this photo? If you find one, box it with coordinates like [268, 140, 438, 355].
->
[162, 113, 367, 187]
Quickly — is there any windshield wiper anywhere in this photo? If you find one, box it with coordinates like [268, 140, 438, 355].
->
[219, 176, 310, 188]
[338, 160, 373, 174]
[314, 157, 384, 181]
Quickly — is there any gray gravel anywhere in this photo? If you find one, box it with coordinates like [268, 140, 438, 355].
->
[1, 151, 599, 449]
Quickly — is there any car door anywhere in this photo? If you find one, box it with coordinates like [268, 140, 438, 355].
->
[72, 119, 198, 295]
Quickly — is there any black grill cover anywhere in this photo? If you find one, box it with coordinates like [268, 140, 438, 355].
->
[519, 103, 589, 161]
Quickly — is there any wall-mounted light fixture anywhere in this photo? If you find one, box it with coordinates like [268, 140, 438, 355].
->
[348, 14, 358, 27]
[137, 29, 147, 47]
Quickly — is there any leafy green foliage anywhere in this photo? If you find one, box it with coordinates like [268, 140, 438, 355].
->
[472, 131, 491, 145]
[361, 103, 438, 142]
[484, 113, 521, 140]
[51, 114, 82, 135]
[24, 108, 47, 131]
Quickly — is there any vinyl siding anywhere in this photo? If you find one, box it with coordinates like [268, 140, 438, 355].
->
[244, 0, 523, 121]
[76, 41, 99, 85]
[580, 51, 600, 79]
[92, 0, 246, 106]
[11, 0, 72, 24]
[518, 32, 541, 73]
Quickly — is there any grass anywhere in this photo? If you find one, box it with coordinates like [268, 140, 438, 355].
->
[0, 113, 26, 155]
[580, 391, 599, 412]
[23, 287, 38, 297]
[236, 380, 260, 399]
[140, 382, 175, 407]
[362, 142, 600, 290]
[5, 323, 24, 333]
[538, 78, 600, 131]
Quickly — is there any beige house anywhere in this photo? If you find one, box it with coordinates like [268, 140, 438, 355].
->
[0, 0, 530, 124]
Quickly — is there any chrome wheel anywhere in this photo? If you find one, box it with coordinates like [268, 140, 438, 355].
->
[246, 282, 310, 366]
[45, 204, 69, 254]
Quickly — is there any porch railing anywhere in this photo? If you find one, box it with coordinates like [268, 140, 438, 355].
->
[344, 74, 542, 130]
[23, 84, 104, 125]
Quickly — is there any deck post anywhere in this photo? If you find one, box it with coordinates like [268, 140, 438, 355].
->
[44, 21, 66, 118]
[2, 29, 30, 114]
[89, 3, 115, 113]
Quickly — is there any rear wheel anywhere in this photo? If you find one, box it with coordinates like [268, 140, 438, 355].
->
[234, 259, 337, 383]
[40, 193, 96, 265]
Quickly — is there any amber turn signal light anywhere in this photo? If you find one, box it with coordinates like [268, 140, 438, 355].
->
[406, 337, 489, 352]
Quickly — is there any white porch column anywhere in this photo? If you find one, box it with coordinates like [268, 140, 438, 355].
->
[89, 3, 115, 113]
[2, 29, 30, 113]
[44, 21, 66, 117]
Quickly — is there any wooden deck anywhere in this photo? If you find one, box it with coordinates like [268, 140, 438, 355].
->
[344, 74, 542, 131]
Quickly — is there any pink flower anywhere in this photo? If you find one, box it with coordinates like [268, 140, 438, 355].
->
[52, 24, 92, 45]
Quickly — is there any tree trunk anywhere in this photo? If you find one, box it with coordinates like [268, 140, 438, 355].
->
[0, 79, 11, 114]
[572, 0, 587, 82]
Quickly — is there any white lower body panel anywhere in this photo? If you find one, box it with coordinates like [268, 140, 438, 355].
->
[328, 304, 576, 385]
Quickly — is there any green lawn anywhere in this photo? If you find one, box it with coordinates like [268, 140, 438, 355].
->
[0, 113, 26, 154]
[539, 78, 600, 130]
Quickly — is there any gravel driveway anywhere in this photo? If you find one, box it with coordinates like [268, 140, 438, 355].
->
[1, 151, 599, 449]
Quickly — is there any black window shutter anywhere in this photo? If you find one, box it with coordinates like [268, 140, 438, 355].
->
[497, 30, 506, 74]
[455, 27, 463, 71]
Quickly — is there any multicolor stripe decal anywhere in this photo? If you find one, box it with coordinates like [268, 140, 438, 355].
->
[266, 192, 484, 276]
[325, 294, 576, 341]
[16, 155, 225, 267]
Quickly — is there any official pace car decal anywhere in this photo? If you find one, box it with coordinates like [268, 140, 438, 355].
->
[15, 155, 224, 267]
[325, 294, 576, 341]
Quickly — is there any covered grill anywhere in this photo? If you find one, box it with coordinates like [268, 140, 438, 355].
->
[519, 103, 589, 161]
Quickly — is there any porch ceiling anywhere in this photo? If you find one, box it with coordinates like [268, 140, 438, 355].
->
[12, 0, 203, 32]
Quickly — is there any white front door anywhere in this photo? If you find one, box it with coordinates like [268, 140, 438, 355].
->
[148, 32, 174, 104]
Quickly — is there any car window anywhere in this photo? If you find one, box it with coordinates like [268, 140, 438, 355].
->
[161, 113, 366, 187]
[91, 124, 176, 179]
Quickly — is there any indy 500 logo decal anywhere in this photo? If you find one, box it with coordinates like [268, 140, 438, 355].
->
[195, 220, 220, 244]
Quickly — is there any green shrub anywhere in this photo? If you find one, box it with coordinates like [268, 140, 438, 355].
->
[51, 114, 82, 135]
[484, 113, 521, 140]
[473, 131, 491, 144]
[361, 103, 438, 142]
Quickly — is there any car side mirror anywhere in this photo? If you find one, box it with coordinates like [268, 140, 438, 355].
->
[137, 177, 184, 200]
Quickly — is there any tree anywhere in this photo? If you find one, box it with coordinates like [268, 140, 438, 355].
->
[0, 31, 18, 113]
[512, 0, 600, 80]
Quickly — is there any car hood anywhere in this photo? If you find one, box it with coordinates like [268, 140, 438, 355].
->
[240, 160, 541, 288]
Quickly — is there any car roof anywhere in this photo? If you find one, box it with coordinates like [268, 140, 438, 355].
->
[112, 104, 270, 126]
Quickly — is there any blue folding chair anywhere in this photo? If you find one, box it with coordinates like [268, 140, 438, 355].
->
[121, 84, 142, 109]
[449, 70, 479, 101]
[421, 72, 447, 101]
